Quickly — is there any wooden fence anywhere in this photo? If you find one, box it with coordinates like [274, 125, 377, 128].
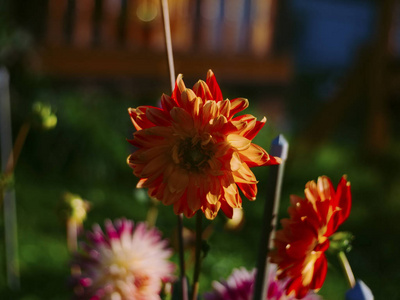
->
[31, 0, 291, 83]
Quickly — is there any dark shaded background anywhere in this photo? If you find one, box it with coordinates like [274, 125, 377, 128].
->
[1, 0, 400, 299]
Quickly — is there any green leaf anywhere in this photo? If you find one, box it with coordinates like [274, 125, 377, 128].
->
[328, 231, 354, 254]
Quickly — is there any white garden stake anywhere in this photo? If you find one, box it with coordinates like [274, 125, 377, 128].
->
[0, 67, 20, 290]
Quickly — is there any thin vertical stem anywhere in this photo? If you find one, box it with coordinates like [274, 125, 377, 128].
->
[1, 121, 31, 209]
[338, 251, 356, 288]
[5, 121, 31, 177]
[67, 219, 78, 253]
[146, 198, 159, 228]
[177, 213, 189, 300]
[67, 219, 81, 275]
[191, 211, 203, 300]
[160, 0, 176, 91]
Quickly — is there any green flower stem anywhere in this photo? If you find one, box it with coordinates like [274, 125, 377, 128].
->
[177, 214, 189, 300]
[1, 121, 30, 209]
[146, 199, 159, 228]
[338, 251, 356, 288]
[67, 218, 81, 275]
[67, 218, 78, 253]
[4, 121, 30, 177]
[191, 211, 203, 300]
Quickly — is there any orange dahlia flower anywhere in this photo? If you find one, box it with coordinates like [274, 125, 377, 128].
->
[127, 70, 280, 219]
[270, 176, 351, 298]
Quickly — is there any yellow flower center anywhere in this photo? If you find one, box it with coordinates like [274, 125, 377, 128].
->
[173, 134, 214, 172]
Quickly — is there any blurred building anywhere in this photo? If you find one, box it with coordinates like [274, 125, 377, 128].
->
[13, 0, 291, 84]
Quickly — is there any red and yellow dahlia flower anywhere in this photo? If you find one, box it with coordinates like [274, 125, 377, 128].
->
[127, 70, 280, 219]
[270, 176, 351, 298]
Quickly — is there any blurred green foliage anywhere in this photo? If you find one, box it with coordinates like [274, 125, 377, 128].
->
[31, 102, 57, 130]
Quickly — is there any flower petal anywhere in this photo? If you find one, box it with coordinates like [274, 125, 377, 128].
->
[239, 143, 270, 167]
[286, 239, 315, 259]
[309, 254, 327, 290]
[145, 107, 171, 127]
[237, 182, 257, 200]
[129, 107, 155, 130]
[229, 98, 249, 118]
[167, 168, 189, 193]
[172, 74, 186, 105]
[140, 155, 168, 178]
[220, 200, 234, 219]
[187, 176, 201, 211]
[335, 176, 352, 222]
[202, 100, 218, 124]
[131, 130, 167, 148]
[203, 202, 221, 220]
[317, 176, 334, 201]
[245, 116, 267, 140]
[227, 134, 251, 151]
[206, 69, 223, 101]
[232, 163, 257, 184]
[217, 99, 231, 117]
[193, 80, 213, 101]
[180, 88, 197, 112]
[170, 107, 194, 129]
[229, 152, 242, 172]
[161, 93, 177, 112]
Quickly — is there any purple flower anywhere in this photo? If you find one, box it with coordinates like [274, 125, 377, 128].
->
[203, 264, 322, 300]
[71, 218, 175, 300]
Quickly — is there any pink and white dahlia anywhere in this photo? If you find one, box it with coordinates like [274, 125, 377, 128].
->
[203, 265, 321, 300]
[204, 267, 255, 300]
[72, 219, 175, 300]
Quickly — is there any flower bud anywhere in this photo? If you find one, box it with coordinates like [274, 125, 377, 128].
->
[32, 102, 57, 130]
